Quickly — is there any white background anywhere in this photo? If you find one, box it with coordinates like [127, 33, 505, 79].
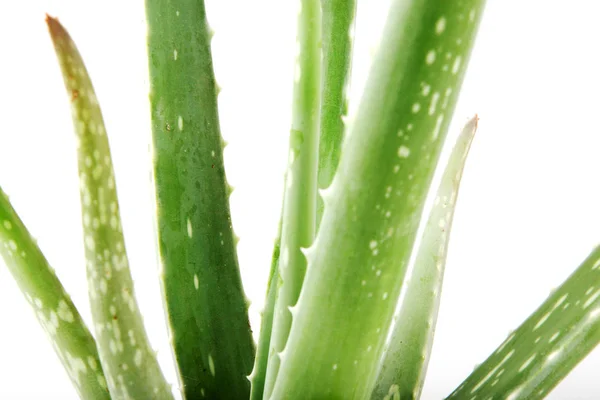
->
[0, 0, 599, 399]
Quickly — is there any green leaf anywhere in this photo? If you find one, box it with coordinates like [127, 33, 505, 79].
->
[316, 0, 357, 228]
[262, 0, 322, 396]
[46, 16, 173, 399]
[373, 115, 478, 400]
[254, 3, 354, 395]
[0, 186, 110, 400]
[270, 1, 485, 398]
[254, 4, 355, 396]
[249, 228, 281, 400]
[145, 1, 255, 398]
[446, 246, 600, 400]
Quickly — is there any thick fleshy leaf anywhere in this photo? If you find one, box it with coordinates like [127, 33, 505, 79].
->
[145, 1, 255, 398]
[0, 186, 110, 400]
[263, 0, 322, 396]
[270, 1, 486, 398]
[252, 3, 356, 397]
[47, 16, 173, 399]
[316, 0, 357, 227]
[249, 228, 281, 400]
[373, 115, 478, 400]
[446, 246, 600, 400]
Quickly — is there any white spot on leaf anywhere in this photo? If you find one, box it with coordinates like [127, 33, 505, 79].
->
[429, 92, 440, 115]
[432, 115, 444, 140]
[452, 56, 462, 74]
[57, 300, 74, 323]
[187, 218, 193, 238]
[421, 83, 431, 96]
[208, 354, 215, 376]
[134, 349, 143, 367]
[435, 17, 446, 34]
[426, 50, 436, 65]
[518, 354, 536, 372]
[397, 146, 410, 158]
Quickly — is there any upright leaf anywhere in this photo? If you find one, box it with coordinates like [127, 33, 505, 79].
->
[0, 186, 110, 400]
[270, 1, 486, 398]
[262, 0, 322, 396]
[373, 115, 478, 400]
[145, 1, 255, 398]
[316, 0, 357, 227]
[47, 16, 173, 399]
[252, 3, 354, 396]
[249, 225, 281, 400]
[446, 246, 600, 400]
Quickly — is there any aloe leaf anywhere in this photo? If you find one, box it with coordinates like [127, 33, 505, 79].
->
[270, 1, 485, 398]
[0, 187, 110, 399]
[46, 16, 173, 399]
[254, 3, 352, 395]
[445, 246, 600, 400]
[262, 0, 322, 396]
[254, 4, 355, 395]
[145, 1, 255, 398]
[249, 229, 281, 400]
[316, 0, 357, 228]
[373, 115, 478, 400]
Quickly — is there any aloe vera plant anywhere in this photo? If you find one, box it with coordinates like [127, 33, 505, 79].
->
[2, 1, 600, 399]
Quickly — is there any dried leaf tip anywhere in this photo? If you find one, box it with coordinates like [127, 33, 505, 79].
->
[45, 14, 67, 38]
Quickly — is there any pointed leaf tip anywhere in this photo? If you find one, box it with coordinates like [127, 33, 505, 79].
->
[46, 16, 173, 398]
[45, 14, 65, 37]
[372, 115, 479, 400]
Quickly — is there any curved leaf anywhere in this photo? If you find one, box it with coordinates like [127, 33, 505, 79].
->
[47, 16, 173, 399]
[0, 186, 110, 400]
[373, 115, 478, 400]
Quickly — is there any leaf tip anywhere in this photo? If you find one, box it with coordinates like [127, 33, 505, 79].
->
[44, 13, 56, 24]
[45, 14, 65, 37]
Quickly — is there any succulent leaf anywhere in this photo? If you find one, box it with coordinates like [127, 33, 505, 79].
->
[262, 0, 322, 396]
[446, 246, 600, 400]
[145, 1, 255, 398]
[249, 228, 281, 400]
[270, 1, 485, 398]
[373, 115, 478, 400]
[0, 186, 110, 400]
[46, 16, 173, 399]
[316, 0, 358, 228]
[254, 2, 354, 394]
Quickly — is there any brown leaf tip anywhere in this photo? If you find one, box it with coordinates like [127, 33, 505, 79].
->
[45, 13, 58, 26]
[474, 113, 479, 129]
[45, 14, 67, 39]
